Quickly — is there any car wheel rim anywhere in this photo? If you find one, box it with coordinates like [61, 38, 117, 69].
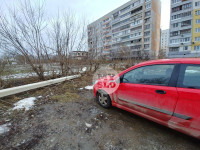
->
[99, 93, 108, 106]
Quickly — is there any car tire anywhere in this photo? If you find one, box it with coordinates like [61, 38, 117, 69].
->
[97, 91, 112, 108]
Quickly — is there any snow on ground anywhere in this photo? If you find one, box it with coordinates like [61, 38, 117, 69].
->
[12, 97, 37, 111]
[0, 123, 11, 135]
[85, 85, 93, 90]
[82, 67, 87, 72]
[79, 67, 87, 74]
[79, 85, 93, 90]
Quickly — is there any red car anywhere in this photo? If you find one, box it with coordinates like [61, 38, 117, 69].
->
[93, 58, 200, 139]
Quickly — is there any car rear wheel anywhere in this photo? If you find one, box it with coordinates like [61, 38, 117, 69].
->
[97, 91, 112, 108]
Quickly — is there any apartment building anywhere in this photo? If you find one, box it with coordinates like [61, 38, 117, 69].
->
[160, 29, 169, 55]
[168, 0, 200, 58]
[88, 0, 161, 59]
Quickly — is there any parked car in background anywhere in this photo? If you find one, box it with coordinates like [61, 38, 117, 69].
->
[93, 58, 200, 139]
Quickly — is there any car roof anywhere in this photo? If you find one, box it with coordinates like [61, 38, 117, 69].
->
[138, 58, 200, 66]
[118, 58, 200, 76]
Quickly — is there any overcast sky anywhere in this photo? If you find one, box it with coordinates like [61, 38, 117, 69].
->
[1, 0, 170, 29]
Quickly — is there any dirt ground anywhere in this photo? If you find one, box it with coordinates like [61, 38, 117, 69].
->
[0, 74, 200, 150]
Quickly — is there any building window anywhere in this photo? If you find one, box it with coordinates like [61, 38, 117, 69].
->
[170, 39, 178, 44]
[113, 32, 120, 37]
[170, 31, 178, 37]
[172, 11, 191, 20]
[121, 35, 130, 41]
[145, 3, 151, 9]
[144, 44, 150, 49]
[182, 3, 192, 10]
[144, 31, 150, 36]
[181, 20, 191, 27]
[196, 28, 200, 33]
[145, 11, 151, 17]
[194, 45, 200, 51]
[196, 19, 200, 24]
[103, 18, 110, 23]
[122, 30, 130, 35]
[145, 17, 150, 23]
[172, 6, 181, 13]
[121, 18, 130, 24]
[180, 37, 190, 43]
[172, 23, 179, 28]
[131, 20, 142, 27]
[169, 47, 179, 52]
[112, 22, 121, 28]
[144, 24, 150, 30]
[196, 10, 200, 16]
[171, 0, 181, 4]
[131, 6, 143, 14]
[121, 12, 131, 19]
[183, 46, 188, 51]
[180, 29, 191, 34]
[144, 37, 150, 42]
[130, 26, 142, 32]
[195, 1, 200, 7]
[133, 0, 142, 7]
[120, 5, 131, 13]
[195, 37, 200, 42]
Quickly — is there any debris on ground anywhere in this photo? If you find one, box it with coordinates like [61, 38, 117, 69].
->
[85, 123, 92, 128]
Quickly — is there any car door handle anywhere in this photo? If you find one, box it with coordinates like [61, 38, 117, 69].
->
[155, 90, 166, 94]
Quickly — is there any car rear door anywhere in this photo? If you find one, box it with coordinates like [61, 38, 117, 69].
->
[169, 64, 200, 138]
[115, 64, 179, 122]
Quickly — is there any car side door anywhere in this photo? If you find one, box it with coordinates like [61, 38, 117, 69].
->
[115, 64, 179, 122]
[169, 64, 200, 138]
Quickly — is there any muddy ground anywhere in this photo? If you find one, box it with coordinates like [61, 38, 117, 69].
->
[0, 74, 200, 150]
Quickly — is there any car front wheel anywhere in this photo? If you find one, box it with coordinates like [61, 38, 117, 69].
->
[97, 91, 112, 108]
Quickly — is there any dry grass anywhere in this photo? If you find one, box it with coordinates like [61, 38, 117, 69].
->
[51, 91, 80, 103]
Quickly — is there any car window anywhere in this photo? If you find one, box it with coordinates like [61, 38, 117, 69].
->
[180, 65, 200, 89]
[122, 64, 175, 86]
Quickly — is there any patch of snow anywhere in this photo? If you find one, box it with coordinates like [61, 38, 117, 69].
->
[85, 123, 92, 128]
[79, 67, 87, 73]
[0, 123, 10, 135]
[12, 97, 37, 111]
[79, 88, 83, 90]
[85, 85, 93, 90]
[82, 67, 87, 72]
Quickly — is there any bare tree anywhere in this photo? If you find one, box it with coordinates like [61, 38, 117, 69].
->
[48, 12, 87, 76]
[0, 0, 88, 80]
[0, 0, 49, 80]
[0, 59, 6, 88]
[158, 49, 167, 59]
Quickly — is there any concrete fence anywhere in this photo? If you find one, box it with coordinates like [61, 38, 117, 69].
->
[0, 74, 81, 98]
